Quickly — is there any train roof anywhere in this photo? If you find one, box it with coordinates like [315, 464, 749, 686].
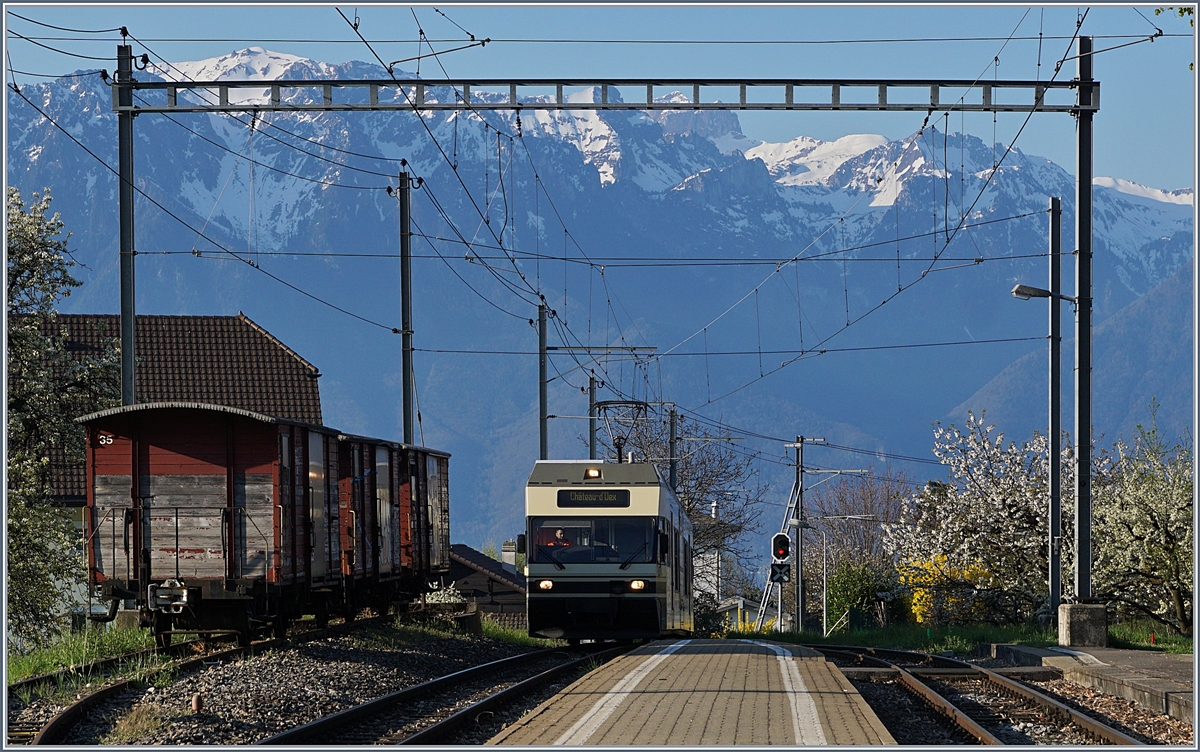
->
[336, 431, 450, 458]
[76, 402, 448, 457]
[527, 460, 665, 487]
[75, 401, 322, 429]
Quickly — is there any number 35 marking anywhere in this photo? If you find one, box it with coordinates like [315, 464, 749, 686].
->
[98, 434, 115, 445]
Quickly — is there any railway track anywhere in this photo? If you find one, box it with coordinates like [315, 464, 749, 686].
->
[811, 645, 1145, 745]
[257, 644, 631, 745]
[8, 615, 383, 746]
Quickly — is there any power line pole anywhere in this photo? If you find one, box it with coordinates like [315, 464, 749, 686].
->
[539, 304, 548, 460]
[796, 437, 804, 631]
[399, 171, 414, 445]
[117, 44, 136, 405]
[1048, 196, 1063, 616]
[589, 373, 597, 460]
[669, 407, 677, 491]
[1074, 36, 1093, 600]
[787, 436, 825, 632]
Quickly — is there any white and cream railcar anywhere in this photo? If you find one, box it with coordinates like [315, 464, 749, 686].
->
[520, 460, 693, 642]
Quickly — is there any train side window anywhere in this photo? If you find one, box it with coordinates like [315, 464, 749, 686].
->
[657, 518, 671, 564]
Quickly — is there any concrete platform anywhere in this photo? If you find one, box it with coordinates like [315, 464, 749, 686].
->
[992, 643, 1194, 723]
[489, 638, 895, 745]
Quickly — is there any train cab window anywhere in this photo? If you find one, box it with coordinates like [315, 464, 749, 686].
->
[530, 517, 655, 565]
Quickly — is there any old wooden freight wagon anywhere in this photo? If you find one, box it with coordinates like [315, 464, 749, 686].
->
[78, 402, 450, 645]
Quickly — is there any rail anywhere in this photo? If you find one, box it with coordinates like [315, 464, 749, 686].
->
[20, 616, 383, 746]
[398, 645, 630, 745]
[808, 644, 1145, 746]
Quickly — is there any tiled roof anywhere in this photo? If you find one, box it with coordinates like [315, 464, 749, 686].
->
[35, 313, 322, 501]
[450, 544, 527, 593]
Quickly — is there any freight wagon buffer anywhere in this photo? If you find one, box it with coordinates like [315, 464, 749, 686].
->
[78, 402, 450, 645]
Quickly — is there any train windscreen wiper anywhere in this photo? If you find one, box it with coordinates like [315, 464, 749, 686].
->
[619, 542, 648, 570]
[537, 544, 565, 570]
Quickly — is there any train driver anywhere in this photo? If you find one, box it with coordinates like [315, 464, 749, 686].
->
[550, 528, 572, 546]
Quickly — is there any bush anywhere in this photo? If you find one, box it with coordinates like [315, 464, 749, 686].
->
[693, 591, 724, 637]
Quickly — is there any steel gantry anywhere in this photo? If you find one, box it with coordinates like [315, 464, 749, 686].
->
[111, 41, 1100, 599]
[113, 75, 1095, 115]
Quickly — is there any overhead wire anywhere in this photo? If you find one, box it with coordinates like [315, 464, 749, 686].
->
[4, 12, 125, 33]
[4, 67, 105, 79]
[357, 12, 653, 399]
[334, 7, 541, 304]
[11, 19, 1116, 479]
[121, 26, 547, 322]
[124, 32, 400, 184]
[8, 83, 401, 333]
[679, 11, 1090, 412]
[6, 29, 116, 60]
[406, 334, 1043, 358]
[408, 214, 527, 320]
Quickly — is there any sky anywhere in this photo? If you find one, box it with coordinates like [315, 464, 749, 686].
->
[4, 3, 1197, 191]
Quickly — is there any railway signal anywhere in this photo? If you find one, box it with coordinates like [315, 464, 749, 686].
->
[771, 533, 791, 563]
[769, 562, 791, 583]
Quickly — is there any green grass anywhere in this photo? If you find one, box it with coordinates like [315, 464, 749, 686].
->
[726, 622, 1058, 656]
[99, 702, 167, 744]
[7, 625, 155, 682]
[480, 618, 561, 648]
[1108, 620, 1193, 654]
[343, 618, 464, 651]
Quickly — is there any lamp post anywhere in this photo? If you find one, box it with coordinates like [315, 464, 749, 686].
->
[794, 514, 877, 636]
[1011, 196, 1075, 619]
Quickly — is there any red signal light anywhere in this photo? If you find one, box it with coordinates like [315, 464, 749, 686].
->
[771, 533, 791, 562]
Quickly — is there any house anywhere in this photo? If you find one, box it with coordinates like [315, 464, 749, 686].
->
[717, 595, 795, 632]
[41, 312, 323, 506]
[449, 544, 526, 614]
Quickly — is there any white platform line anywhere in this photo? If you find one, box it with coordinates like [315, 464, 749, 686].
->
[746, 640, 828, 745]
[553, 640, 692, 745]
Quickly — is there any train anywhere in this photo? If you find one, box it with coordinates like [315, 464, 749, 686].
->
[77, 401, 450, 645]
[519, 459, 693, 643]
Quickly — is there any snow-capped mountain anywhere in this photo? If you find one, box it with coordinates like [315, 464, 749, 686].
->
[7, 48, 1193, 547]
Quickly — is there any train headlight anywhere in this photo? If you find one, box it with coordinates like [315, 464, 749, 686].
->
[584, 467, 602, 479]
[538, 580, 554, 590]
[629, 580, 646, 591]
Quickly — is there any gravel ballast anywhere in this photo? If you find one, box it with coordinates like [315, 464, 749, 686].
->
[12, 620, 536, 746]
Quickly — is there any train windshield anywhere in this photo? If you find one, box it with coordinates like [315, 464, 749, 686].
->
[530, 517, 655, 564]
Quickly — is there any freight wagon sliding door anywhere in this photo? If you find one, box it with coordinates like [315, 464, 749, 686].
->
[376, 447, 395, 575]
[427, 456, 450, 572]
[141, 415, 273, 580]
[230, 419, 274, 580]
[141, 415, 229, 581]
[308, 432, 328, 579]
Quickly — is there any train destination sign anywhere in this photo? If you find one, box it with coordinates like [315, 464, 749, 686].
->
[557, 489, 631, 508]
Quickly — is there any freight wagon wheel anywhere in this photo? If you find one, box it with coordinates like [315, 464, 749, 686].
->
[370, 595, 392, 619]
[152, 613, 173, 648]
[236, 609, 253, 648]
[272, 614, 289, 640]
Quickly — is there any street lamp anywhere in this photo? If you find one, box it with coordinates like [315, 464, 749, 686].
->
[1011, 196, 1080, 621]
[1010, 284, 1076, 303]
[786, 470, 868, 634]
[794, 514, 877, 636]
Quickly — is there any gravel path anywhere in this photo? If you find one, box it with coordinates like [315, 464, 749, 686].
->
[11, 620, 535, 745]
